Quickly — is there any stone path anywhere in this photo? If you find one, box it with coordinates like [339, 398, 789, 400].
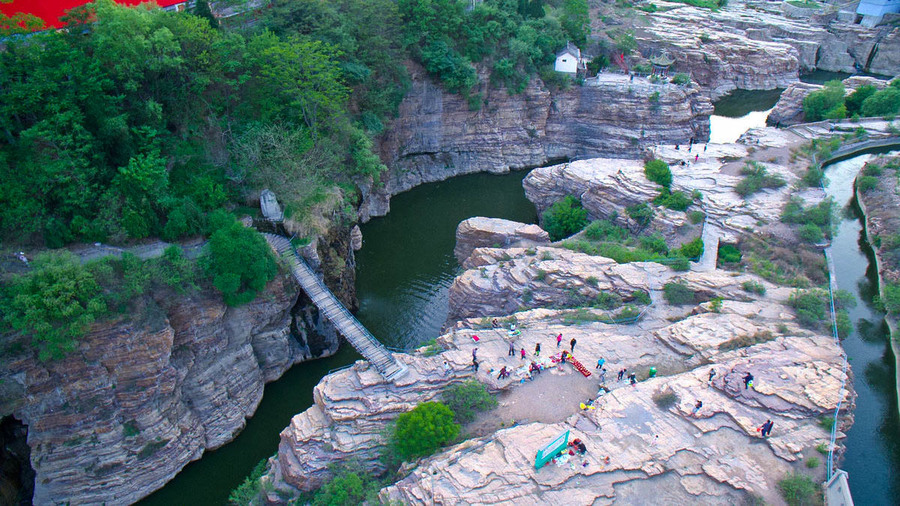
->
[693, 221, 722, 272]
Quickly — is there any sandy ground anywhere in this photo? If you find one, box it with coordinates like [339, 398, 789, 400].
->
[466, 363, 602, 437]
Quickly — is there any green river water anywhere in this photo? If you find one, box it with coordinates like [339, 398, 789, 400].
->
[143, 92, 899, 505]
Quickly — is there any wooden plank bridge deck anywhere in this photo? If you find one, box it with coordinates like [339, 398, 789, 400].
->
[263, 233, 408, 381]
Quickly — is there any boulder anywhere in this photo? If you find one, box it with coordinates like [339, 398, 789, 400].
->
[454, 217, 550, 264]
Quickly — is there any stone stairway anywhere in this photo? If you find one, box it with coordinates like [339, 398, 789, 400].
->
[263, 233, 408, 381]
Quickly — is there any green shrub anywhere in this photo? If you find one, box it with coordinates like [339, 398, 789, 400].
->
[734, 162, 786, 197]
[152, 245, 197, 293]
[798, 223, 824, 243]
[122, 420, 140, 438]
[741, 280, 767, 295]
[392, 402, 460, 460]
[584, 218, 629, 242]
[689, 210, 705, 224]
[803, 80, 846, 122]
[816, 443, 829, 455]
[669, 257, 691, 271]
[312, 468, 381, 506]
[631, 290, 652, 305]
[671, 73, 691, 85]
[806, 457, 820, 469]
[639, 233, 669, 255]
[718, 243, 741, 264]
[441, 381, 497, 423]
[861, 86, 900, 117]
[819, 416, 835, 432]
[802, 166, 825, 187]
[857, 175, 878, 193]
[778, 472, 821, 506]
[644, 159, 672, 189]
[782, 197, 836, 230]
[1, 251, 107, 361]
[203, 219, 278, 306]
[626, 202, 654, 232]
[652, 391, 679, 409]
[845, 84, 877, 116]
[788, 289, 829, 328]
[883, 281, 900, 314]
[542, 196, 589, 241]
[663, 282, 695, 305]
[595, 291, 624, 310]
[653, 189, 692, 211]
[228, 459, 267, 505]
[718, 331, 776, 351]
[835, 310, 851, 338]
[678, 237, 705, 259]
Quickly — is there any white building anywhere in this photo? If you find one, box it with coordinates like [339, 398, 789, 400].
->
[554, 42, 585, 74]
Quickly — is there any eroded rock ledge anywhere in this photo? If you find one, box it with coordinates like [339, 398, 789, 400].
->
[0, 273, 337, 505]
[266, 244, 850, 504]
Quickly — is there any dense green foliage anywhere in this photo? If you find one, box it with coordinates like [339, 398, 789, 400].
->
[782, 197, 836, 240]
[227, 459, 267, 505]
[803, 79, 900, 122]
[542, 196, 589, 241]
[1, 252, 106, 361]
[778, 472, 822, 506]
[311, 468, 383, 506]
[442, 380, 498, 423]
[626, 202, 654, 232]
[677, 237, 704, 259]
[203, 217, 278, 306]
[398, 0, 584, 95]
[718, 243, 741, 264]
[644, 159, 673, 189]
[802, 80, 846, 121]
[653, 189, 692, 211]
[734, 162, 786, 197]
[584, 218, 629, 242]
[663, 282, 695, 305]
[788, 289, 829, 328]
[392, 402, 460, 460]
[0, 0, 392, 247]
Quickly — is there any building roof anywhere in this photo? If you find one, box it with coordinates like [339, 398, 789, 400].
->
[1, 1, 185, 30]
[556, 41, 581, 59]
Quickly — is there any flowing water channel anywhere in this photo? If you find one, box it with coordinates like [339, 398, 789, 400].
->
[144, 90, 899, 504]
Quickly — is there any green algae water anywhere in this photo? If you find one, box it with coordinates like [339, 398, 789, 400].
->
[823, 154, 900, 505]
[141, 170, 537, 504]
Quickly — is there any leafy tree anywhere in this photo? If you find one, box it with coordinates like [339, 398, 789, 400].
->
[615, 31, 637, 55]
[788, 289, 829, 328]
[204, 218, 278, 306]
[192, 0, 219, 29]
[559, 0, 590, 45]
[802, 80, 845, 122]
[227, 458, 266, 505]
[442, 380, 497, 423]
[312, 467, 383, 506]
[845, 85, 876, 116]
[644, 159, 672, 188]
[861, 86, 900, 117]
[677, 237, 704, 258]
[626, 202, 654, 233]
[1, 251, 107, 361]
[542, 196, 589, 241]
[391, 401, 460, 460]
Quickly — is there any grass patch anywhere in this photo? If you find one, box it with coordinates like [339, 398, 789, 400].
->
[741, 280, 767, 295]
[742, 235, 827, 287]
[123, 420, 140, 438]
[778, 472, 823, 506]
[735, 161, 786, 198]
[442, 380, 497, 423]
[806, 457, 820, 469]
[663, 282, 695, 305]
[819, 416, 835, 432]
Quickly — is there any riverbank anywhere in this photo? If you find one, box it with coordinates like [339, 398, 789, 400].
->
[854, 156, 900, 416]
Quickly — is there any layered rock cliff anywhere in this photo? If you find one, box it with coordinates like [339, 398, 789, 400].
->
[265, 245, 849, 504]
[637, 2, 900, 100]
[0, 271, 338, 504]
[360, 67, 713, 221]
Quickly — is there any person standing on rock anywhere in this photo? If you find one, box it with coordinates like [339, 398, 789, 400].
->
[473, 348, 477, 361]
[556, 334, 562, 347]
[762, 419, 774, 438]
[497, 366, 508, 379]
[596, 357, 606, 369]
[570, 337, 577, 352]
[628, 372, 637, 386]
[618, 369, 626, 382]
[535, 343, 541, 357]
[743, 372, 754, 390]
[691, 400, 703, 417]
[708, 368, 716, 385]
[508, 342, 515, 357]
[472, 357, 479, 372]
[443, 360, 451, 376]
[600, 368, 607, 383]
[520, 348, 526, 360]
[694, 154, 699, 163]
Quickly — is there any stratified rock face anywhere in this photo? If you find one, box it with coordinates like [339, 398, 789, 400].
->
[382, 331, 845, 505]
[360, 67, 712, 220]
[449, 247, 657, 320]
[638, 4, 900, 99]
[0, 275, 328, 505]
[454, 217, 549, 264]
[266, 250, 849, 503]
[768, 76, 891, 126]
[522, 145, 799, 243]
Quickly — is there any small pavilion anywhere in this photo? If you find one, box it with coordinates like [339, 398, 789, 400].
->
[650, 51, 675, 78]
